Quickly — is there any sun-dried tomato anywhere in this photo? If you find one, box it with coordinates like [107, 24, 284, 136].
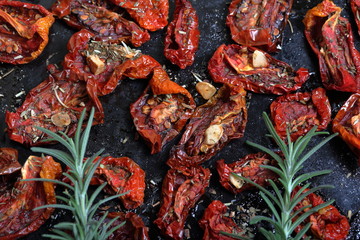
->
[303, 0, 360, 93]
[0, 148, 20, 175]
[217, 152, 277, 194]
[154, 166, 211, 240]
[0, 1, 54, 64]
[208, 44, 309, 95]
[91, 156, 146, 209]
[292, 187, 350, 240]
[332, 93, 360, 166]
[226, 0, 293, 52]
[130, 66, 195, 154]
[5, 73, 104, 147]
[51, 0, 150, 47]
[270, 88, 331, 142]
[199, 200, 245, 240]
[50, 29, 145, 96]
[351, 0, 360, 36]
[164, 0, 199, 69]
[109, 0, 169, 31]
[96, 212, 149, 240]
[167, 84, 247, 168]
[0, 155, 62, 240]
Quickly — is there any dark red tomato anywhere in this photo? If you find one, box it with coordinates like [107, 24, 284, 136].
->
[332, 93, 360, 166]
[130, 66, 195, 154]
[167, 84, 247, 168]
[208, 44, 309, 95]
[0, 156, 62, 240]
[0, 1, 54, 64]
[5, 73, 104, 147]
[154, 166, 211, 240]
[96, 212, 149, 240]
[227, 0, 293, 52]
[199, 200, 245, 240]
[351, 0, 360, 36]
[0, 148, 20, 175]
[292, 187, 350, 240]
[304, 0, 360, 93]
[51, 0, 150, 47]
[109, 0, 169, 31]
[217, 152, 278, 194]
[270, 88, 331, 142]
[91, 156, 146, 209]
[164, 0, 200, 69]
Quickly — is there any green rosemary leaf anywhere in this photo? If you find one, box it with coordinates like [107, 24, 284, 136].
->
[292, 127, 318, 161]
[103, 220, 126, 239]
[55, 195, 70, 203]
[62, 172, 78, 187]
[245, 141, 283, 163]
[34, 204, 75, 211]
[289, 204, 312, 224]
[250, 215, 278, 226]
[220, 231, 251, 240]
[42, 233, 72, 240]
[259, 165, 284, 179]
[293, 222, 312, 240]
[53, 222, 75, 230]
[78, 108, 95, 161]
[87, 183, 107, 214]
[31, 147, 75, 170]
[22, 178, 74, 190]
[266, 180, 285, 208]
[74, 108, 87, 153]
[258, 191, 281, 222]
[289, 185, 334, 211]
[83, 151, 104, 190]
[258, 228, 275, 240]
[89, 191, 130, 214]
[292, 170, 332, 188]
[290, 183, 311, 205]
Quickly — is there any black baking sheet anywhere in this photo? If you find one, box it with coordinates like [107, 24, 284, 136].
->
[0, 0, 359, 239]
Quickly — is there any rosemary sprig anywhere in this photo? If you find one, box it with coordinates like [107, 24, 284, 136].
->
[223, 112, 337, 240]
[24, 108, 126, 240]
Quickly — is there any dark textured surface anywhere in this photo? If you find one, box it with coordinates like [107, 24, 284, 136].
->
[0, 0, 359, 239]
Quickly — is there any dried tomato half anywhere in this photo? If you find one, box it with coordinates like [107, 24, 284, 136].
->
[164, 0, 200, 69]
[217, 152, 277, 194]
[303, 0, 360, 93]
[199, 200, 245, 240]
[292, 187, 350, 240]
[130, 66, 195, 154]
[5, 73, 104, 147]
[91, 156, 146, 209]
[0, 1, 54, 64]
[226, 0, 293, 52]
[208, 44, 309, 95]
[109, 0, 169, 31]
[351, 0, 360, 36]
[96, 212, 149, 240]
[332, 93, 360, 166]
[270, 88, 331, 142]
[167, 84, 247, 168]
[51, 0, 150, 47]
[154, 166, 211, 240]
[0, 156, 62, 240]
[0, 148, 20, 175]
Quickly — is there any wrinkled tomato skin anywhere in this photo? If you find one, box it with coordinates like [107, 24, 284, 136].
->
[332, 93, 360, 166]
[0, 156, 62, 240]
[108, 0, 169, 31]
[130, 66, 195, 154]
[217, 153, 277, 194]
[164, 0, 200, 69]
[351, 0, 360, 36]
[226, 0, 293, 52]
[5, 73, 104, 147]
[0, 1, 54, 64]
[167, 84, 247, 168]
[154, 166, 211, 240]
[51, 0, 150, 47]
[303, 0, 360, 93]
[91, 156, 146, 209]
[0, 148, 20, 175]
[199, 200, 244, 240]
[270, 88, 331, 142]
[292, 187, 350, 240]
[208, 44, 309, 95]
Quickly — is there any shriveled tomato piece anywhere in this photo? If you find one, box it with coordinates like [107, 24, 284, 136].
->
[164, 0, 200, 69]
[154, 166, 211, 240]
[217, 152, 277, 194]
[0, 156, 62, 239]
[0, 1, 54, 64]
[5, 73, 104, 147]
[51, 0, 150, 47]
[351, 0, 360, 36]
[130, 66, 195, 154]
[333, 93, 360, 166]
[227, 0, 293, 52]
[270, 88, 331, 142]
[199, 200, 245, 240]
[292, 187, 350, 240]
[0, 148, 20, 175]
[167, 84, 247, 168]
[208, 44, 309, 95]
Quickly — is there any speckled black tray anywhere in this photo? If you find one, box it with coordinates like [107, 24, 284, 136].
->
[0, 0, 359, 239]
